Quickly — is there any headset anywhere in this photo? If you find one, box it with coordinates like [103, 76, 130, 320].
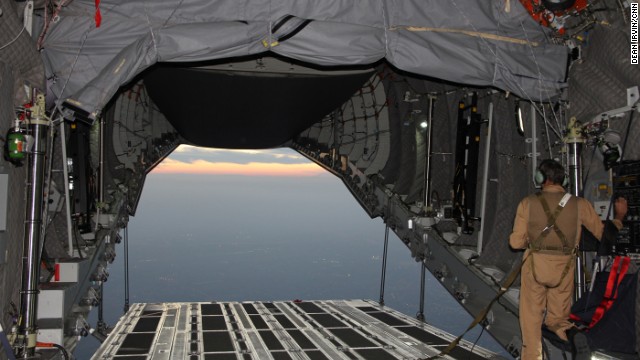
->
[534, 159, 569, 187]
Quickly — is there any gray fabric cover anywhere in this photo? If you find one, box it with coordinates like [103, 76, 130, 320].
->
[0, 0, 46, 105]
[41, 0, 568, 119]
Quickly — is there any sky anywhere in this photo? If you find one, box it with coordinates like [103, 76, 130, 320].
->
[153, 146, 325, 176]
[75, 145, 505, 358]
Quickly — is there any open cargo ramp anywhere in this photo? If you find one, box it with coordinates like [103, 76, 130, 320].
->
[91, 300, 500, 360]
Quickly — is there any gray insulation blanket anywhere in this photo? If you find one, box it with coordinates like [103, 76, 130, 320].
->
[41, 0, 568, 118]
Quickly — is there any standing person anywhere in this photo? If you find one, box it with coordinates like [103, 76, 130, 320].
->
[509, 159, 627, 360]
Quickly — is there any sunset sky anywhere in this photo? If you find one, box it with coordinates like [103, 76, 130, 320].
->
[152, 145, 325, 176]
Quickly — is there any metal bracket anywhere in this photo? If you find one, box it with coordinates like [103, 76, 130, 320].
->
[627, 86, 639, 108]
[588, 86, 640, 125]
[23, 1, 34, 36]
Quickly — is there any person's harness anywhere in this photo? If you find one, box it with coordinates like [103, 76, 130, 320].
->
[528, 192, 576, 288]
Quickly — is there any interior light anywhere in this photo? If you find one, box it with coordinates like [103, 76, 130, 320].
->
[515, 102, 525, 136]
[414, 113, 428, 130]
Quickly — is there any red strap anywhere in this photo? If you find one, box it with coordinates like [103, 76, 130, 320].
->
[569, 313, 581, 322]
[95, 0, 102, 28]
[588, 256, 631, 328]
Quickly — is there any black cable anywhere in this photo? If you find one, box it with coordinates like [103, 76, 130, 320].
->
[269, 14, 313, 43]
[271, 15, 295, 33]
[277, 19, 313, 43]
[468, 326, 485, 359]
[581, 144, 598, 187]
[53, 344, 70, 360]
[74, 232, 84, 259]
[618, 110, 635, 163]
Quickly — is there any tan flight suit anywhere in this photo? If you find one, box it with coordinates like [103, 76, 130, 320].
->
[509, 185, 611, 360]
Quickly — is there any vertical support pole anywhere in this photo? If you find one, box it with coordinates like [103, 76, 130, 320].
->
[417, 262, 426, 322]
[18, 94, 49, 358]
[477, 103, 493, 255]
[60, 121, 75, 256]
[567, 145, 584, 196]
[332, 110, 340, 170]
[531, 103, 539, 186]
[124, 226, 130, 313]
[566, 117, 585, 301]
[96, 117, 104, 232]
[423, 95, 436, 212]
[97, 282, 105, 330]
[418, 94, 434, 320]
[378, 224, 390, 306]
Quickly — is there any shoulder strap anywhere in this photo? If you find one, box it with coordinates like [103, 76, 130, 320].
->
[530, 192, 572, 253]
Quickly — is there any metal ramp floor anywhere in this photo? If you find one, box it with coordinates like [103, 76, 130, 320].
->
[91, 299, 498, 360]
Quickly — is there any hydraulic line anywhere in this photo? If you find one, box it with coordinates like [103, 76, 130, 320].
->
[378, 224, 390, 306]
[18, 94, 49, 358]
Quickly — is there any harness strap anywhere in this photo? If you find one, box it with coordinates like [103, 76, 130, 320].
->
[528, 250, 575, 289]
[588, 256, 631, 328]
[421, 254, 526, 360]
[527, 192, 575, 288]
[531, 192, 571, 253]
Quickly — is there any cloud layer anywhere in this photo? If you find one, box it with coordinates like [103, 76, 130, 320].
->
[153, 145, 324, 177]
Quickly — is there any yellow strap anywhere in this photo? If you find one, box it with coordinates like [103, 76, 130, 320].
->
[389, 26, 540, 46]
[261, 39, 279, 48]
